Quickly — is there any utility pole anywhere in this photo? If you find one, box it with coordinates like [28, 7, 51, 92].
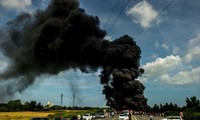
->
[73, 93, 75, 107]
[60, 93, 63, 106]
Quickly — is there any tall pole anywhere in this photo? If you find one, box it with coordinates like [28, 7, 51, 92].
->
[73, 93, 75, 107]
[60, 93, 63, 106]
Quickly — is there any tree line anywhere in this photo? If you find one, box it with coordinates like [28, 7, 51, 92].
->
[0, 96, 199, 113]
[0, 100, 44, 111]
[151, 96, 200, 113]
[0, 99, 107, 112]
[150, 96, 200, 120]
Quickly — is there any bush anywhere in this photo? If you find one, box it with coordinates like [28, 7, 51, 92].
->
[183, 112, 200, 120]
[163, 111, 179, 116]
[0, 106, 7, 111]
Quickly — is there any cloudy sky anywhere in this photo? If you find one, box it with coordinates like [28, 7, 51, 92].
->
[0, 0, 200, 107]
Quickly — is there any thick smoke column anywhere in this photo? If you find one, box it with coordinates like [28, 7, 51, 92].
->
[100, 36, 147, 110]
[0, 0, 147, 110]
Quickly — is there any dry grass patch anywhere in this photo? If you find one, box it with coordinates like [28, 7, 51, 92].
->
[0, 111, 54, 120]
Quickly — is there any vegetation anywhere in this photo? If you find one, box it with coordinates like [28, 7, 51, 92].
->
[0, 100, 43, 111]
[0, 111, 54, 120]
[0, 96, 199, 120]
[150, 96, 200, 120]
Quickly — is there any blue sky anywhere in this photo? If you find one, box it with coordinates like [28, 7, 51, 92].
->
[0, 0, 200, 107]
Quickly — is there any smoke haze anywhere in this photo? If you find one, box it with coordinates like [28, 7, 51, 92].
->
[0, 0, 147, 110]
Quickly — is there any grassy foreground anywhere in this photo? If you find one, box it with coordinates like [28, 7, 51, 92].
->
[0, 111, 55, 120]
[0, 110, 89, 120]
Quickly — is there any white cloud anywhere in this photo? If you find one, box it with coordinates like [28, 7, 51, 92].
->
[126, 1, 160, 28]
[0, 0, 32, 12]
[142, 55, 182, 77]
[160, 67, 200, 85]
[154, 41, 169, 51]
[141, 34, 200, 85]
[183, 33, 200, 62]
[139, 77, 148, 84]
[161, 43, 169, 50]
[188, 34, 200, 48]
[151, 53, 159, 59]
[172, 45, 180, 54]
[104, 35, 112, 41]
[184, 46, 200, 63]
[141, 53, 200, 85]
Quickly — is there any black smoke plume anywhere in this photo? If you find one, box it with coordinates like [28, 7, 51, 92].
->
[0, 0, 147, 110]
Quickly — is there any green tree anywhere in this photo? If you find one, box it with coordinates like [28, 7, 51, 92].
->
[152, 104, 160, 112]
[186, 96, 199, 108]
[186, 96, 200, 112]
[22, 101, 31, 110]
[7, 99, 22, 111]
[30, 101, 37, 111]
[36, 102, 43, 110]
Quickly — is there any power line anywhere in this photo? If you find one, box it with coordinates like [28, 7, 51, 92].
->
[155, 31, 200, 58]
[145, 46, 200, 78]
[143, 34, 200, 78]
[174, 32, 200, 49]
[108, 0, 130, 34]
[78, 94, 104, 98]
[135, 0, 176, 39]
[103, 0, 121, 30]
